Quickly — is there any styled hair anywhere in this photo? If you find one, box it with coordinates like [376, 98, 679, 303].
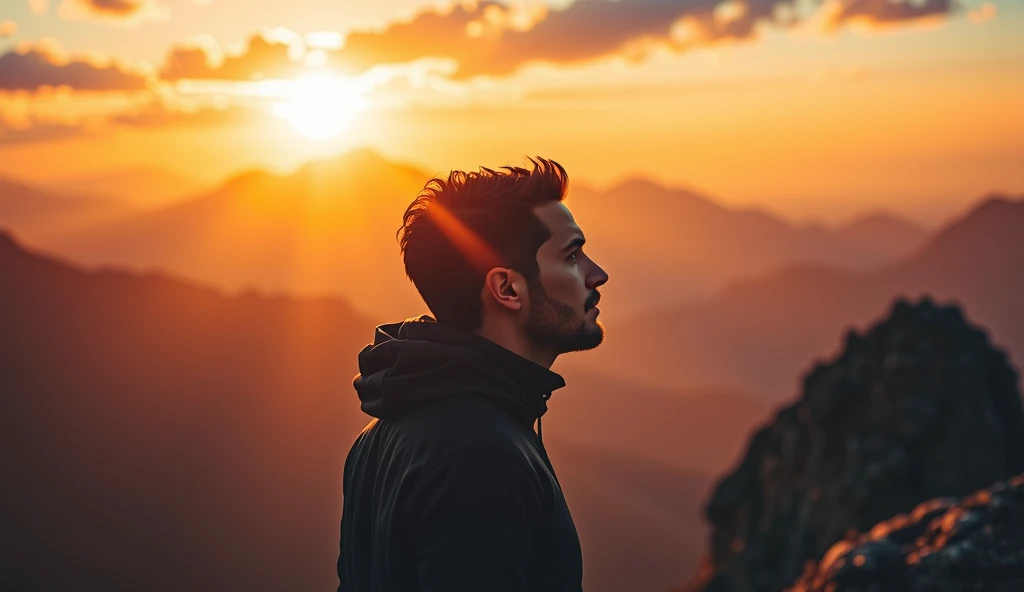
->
[398, 157, 568, 331]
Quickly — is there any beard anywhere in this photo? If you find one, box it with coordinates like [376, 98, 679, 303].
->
[525, 280, 605, 354]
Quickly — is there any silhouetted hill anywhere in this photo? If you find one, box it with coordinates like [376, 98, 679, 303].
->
[582, 195, 1024, 401]
[0, 178, 135, 241]
[546, 438, 711, 592]
[548, 369, 769, 476]
[22, 154, 927, 321]
[44, 165, 206, 210]
[0, 230, 728, 592]
[681, 299, 1024, 592]
[0, 229, 376, 592]
[569, 180, 921, 317]
[833, 211, 928, 258]
[49, 148, 431, 319]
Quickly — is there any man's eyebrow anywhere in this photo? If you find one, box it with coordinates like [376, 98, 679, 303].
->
[560, 235, 586, 253]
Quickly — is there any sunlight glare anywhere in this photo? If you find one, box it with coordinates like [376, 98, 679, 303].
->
[272, 74, 368, 140]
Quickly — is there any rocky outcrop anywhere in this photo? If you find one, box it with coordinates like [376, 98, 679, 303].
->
[681, 298, 1024, 592]
[789, 473, 1024, 592]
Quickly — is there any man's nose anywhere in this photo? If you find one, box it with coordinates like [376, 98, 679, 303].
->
[587, 260, 609, 289]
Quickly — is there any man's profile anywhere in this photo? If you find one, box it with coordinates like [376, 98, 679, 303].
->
[337, 158, 609, 591]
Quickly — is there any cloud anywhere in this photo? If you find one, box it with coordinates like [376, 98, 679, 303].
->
[330, 0, 960, 78]
[968, 2, 996, 24]
[0, 39, 150, 91]
[112, 100, 258, 127]
[0, 21, 17, 38]
[0, 98, 258, 146]
[333, 0, 800, 78]
[815, 0, 954, 32]
[28, 0, 49, 16]
[0, 112, 94, 145]
[161, 31, 304, 80]
[57, 0, 170, 27]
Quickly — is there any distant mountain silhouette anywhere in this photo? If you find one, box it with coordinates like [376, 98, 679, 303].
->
[547, 369, 768, 476]
[0, 178, 135, 242]
[44, 165, 207, 210]
[546, 438, 711, 592]
[568, 179, 926, 316]
[0, 230, 743, 592]
[4, 151, 927, 321]
[48, 148, 432, 319]
[580, 194, 1024, 401]
[833, 211, 928, 259]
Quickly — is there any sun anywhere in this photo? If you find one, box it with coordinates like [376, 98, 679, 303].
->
[272, 74, 367, 140]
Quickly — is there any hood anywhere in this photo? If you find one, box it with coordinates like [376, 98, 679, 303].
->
[353, 315, 566, 427]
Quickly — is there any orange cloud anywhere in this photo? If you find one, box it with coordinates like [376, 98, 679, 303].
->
[0, 111, 94, 145]
[815, 0, 953, 32]
[57, 0, 169, 27]
[968, 2, 996, 24]
[331, 0, 957, 79]
[0, 99, 256, 145]
[162, 32, 303, 81]
[112, 101, 258, 127]
[0, 21, 16, 38]
[0, 39, 150, 92]
[28, 0, 49, 16]
[335, 0, 795, 78]
[74, 0, 145, 16]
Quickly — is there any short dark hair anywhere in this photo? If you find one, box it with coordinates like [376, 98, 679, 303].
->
[398, 157, 568, 331]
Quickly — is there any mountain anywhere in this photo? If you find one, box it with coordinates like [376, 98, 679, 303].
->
[0, 230, 744, 592]
[0, 229, 376, 592]
[545, 438, 711, 592]
[49, 148, 433, 320]
[27, 154, 925, 322]
[44, 165, 207, 210]
[833, 211, 928, 258]
[0, 178, 135, 241]
[547, 369, 769, 476]
[567, 180, 928, 318]
[577, 194, 1024, 401]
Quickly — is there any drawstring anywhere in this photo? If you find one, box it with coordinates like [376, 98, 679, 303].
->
[536, 392, 561, 488]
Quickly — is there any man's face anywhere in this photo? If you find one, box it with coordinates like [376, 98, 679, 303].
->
[525, 201, 609, 354]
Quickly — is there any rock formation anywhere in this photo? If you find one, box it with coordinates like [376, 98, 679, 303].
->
[789, 473, 1024, 592]
[680, 297, 1024, 592]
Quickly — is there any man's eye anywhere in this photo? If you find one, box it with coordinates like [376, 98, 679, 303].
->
[568, 250, 579, 261]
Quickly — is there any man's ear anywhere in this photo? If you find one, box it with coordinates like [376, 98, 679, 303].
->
[482, 267, 525, 312]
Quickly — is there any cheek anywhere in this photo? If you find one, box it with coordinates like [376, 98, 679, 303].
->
[540, 264, 586, 301]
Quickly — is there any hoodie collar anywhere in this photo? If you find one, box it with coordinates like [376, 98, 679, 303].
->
[354, 315, 565, 426]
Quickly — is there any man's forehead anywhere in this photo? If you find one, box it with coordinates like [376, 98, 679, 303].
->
[534, 201, 582, 236]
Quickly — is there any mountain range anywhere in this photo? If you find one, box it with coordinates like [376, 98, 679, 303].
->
[43, 165, 208, 210]
[3, 149, 930, 321]
[0, 178, 136, 242]
[576, 194, 1024, 401]
[567, 179, 929, 315]
[0, 230, 763, 592]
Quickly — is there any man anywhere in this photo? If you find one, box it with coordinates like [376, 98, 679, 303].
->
[337, 158, 609, 591]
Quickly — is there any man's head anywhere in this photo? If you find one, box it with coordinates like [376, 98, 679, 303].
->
[398, 158, 609, 362]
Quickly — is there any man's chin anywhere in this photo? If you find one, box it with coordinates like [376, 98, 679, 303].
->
[567, 320, 605, 353]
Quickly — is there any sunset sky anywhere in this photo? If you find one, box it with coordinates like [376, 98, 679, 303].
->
[1, 0, 1021, 223]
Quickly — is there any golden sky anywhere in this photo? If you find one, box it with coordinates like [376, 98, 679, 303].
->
[0, 0, 1021, 223]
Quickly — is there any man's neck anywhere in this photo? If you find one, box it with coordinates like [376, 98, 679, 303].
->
[474, 326, 557, 369]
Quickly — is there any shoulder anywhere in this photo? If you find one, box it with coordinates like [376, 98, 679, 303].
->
[395, 395, 534, 460]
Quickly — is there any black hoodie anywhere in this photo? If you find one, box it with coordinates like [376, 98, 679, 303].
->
[337, 316, 583, 592]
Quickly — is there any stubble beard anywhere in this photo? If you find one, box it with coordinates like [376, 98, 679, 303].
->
[525, 281, 605, 355]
